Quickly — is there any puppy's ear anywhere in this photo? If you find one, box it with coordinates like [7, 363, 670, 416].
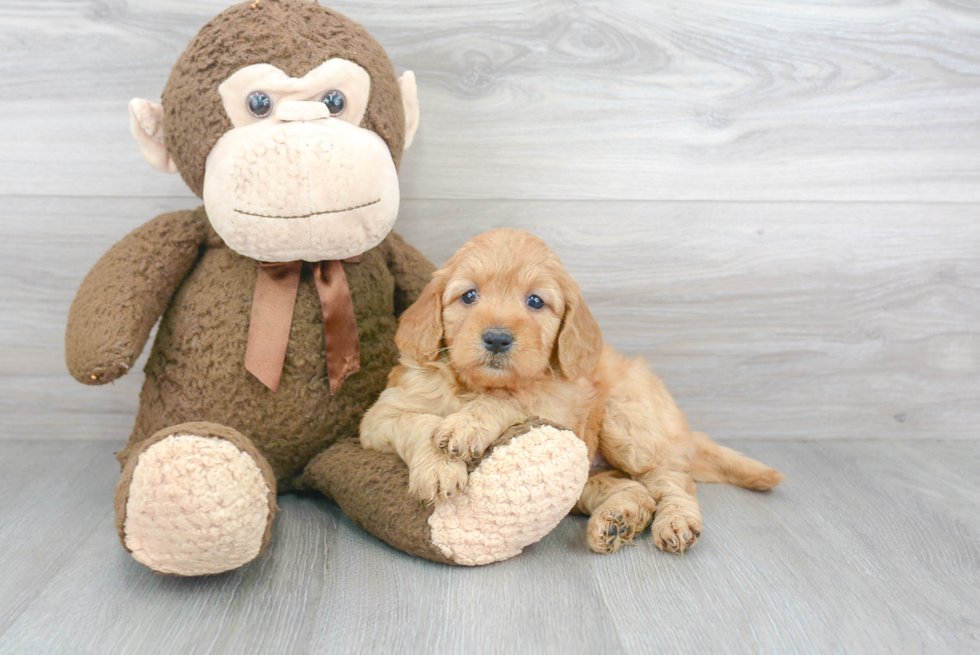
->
[556, 281, 604, 380]
[395, 275, 444, 363]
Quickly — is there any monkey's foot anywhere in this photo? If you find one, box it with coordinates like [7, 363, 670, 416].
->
[427, 421, 590, 566]
[116, 425, 276, 576]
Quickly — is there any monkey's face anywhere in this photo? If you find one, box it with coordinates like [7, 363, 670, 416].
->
[202, 59, 399, 262]
[130, 2, 420, 262]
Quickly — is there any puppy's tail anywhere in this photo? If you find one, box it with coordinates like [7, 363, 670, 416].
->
[689, 432, 785, 491]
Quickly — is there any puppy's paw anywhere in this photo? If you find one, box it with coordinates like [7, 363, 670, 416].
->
[432, 414, 496, 461]
[587, 502, 654, 555]
[408, 454, 469, 504]
[651, 507, 702, 554]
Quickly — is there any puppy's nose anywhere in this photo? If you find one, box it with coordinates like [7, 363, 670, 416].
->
[482, 329, 513, 354]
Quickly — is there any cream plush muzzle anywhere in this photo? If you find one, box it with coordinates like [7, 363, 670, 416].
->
[203, 110, 400, 263]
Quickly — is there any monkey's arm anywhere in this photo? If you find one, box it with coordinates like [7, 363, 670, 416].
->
[66, 209, 208, 385]
[385, 231, 436, 316]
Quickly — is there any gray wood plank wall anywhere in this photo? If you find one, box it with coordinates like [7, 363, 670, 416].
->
[2, 0, 978, 441]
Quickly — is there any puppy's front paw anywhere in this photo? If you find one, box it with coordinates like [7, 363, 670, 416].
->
[651, 508, 702, 554]
[408, 454, 469, 504]
[432, 415, 496, 461]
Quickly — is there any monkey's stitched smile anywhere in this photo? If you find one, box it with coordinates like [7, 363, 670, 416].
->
[234, 198, 381, 220]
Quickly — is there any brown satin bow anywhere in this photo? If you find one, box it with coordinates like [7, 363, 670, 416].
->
[244, 256, 362, 394]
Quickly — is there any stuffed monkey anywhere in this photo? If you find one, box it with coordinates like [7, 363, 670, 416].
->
[65, 0, 589, 575]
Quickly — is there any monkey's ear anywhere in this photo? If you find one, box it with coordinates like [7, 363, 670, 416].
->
[128, 98, 178, 174]
[395, 274, 443, 364]
[398, 71, 420, 150]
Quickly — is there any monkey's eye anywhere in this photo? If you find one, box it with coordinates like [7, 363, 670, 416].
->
[321, 90, 346, 116]
[461, 289, 479, 305]
[246, 91, 273, 118]
[526, 295, 545, 310]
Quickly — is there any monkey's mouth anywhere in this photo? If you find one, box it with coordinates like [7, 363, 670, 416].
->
[234, 198, 381, 220]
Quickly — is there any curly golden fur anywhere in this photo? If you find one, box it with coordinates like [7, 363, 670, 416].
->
[361, 229, 784, 554]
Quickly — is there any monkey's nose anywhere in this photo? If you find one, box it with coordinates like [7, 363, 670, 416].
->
[482, 329, 513, 354]
[275, 101, 331, 122]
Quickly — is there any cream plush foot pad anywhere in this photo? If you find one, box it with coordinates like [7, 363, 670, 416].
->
[123, 434, 272, 576]
[428, 425, 589, 566]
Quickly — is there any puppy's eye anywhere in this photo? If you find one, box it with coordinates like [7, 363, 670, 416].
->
[461, 289, 479, 305]
[526, 295, 545, 310]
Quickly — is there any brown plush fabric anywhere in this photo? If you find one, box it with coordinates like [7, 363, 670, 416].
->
[65, 209, 208, 384]
[92, 208, 436, 489]
[386, 232, 435, 317]
[301, 439, 456, 565]
[114, 421, 279, 558]
[162, 0, 406, 197]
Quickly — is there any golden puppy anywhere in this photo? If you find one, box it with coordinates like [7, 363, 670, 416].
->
[360, 229, 784, 554]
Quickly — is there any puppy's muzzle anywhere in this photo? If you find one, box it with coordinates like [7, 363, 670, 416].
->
[482, 328, 513, 354]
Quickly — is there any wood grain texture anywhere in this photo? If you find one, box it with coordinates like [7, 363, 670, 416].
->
[2, 2, 977, 653]
[1, 0, 979, 200]
[3, 196, 977, 441]
[0, 439, 977, 654]
[0, 440, 120, 638]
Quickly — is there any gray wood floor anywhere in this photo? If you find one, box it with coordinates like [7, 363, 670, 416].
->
[0, 438, 977, 655]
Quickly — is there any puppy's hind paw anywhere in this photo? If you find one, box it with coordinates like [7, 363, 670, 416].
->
[587, 491, 656, 555]
[588, 512, 641, 555]
[651, 510, 702, 554]
[408, 456, 469, 504]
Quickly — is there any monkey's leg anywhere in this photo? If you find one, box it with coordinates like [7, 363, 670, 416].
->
[575, 469, 656, 555]
[115, 422, 277, 576]
[302, 419, 590, 566]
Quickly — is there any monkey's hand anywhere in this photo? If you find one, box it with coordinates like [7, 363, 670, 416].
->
[66, 209, 207, 384]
